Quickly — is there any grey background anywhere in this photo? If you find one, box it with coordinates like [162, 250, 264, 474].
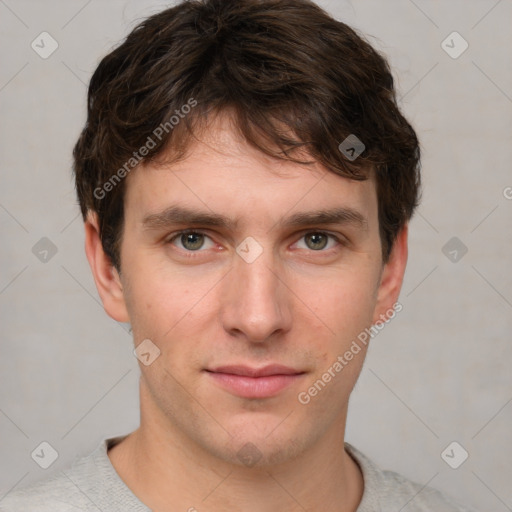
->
[1, 0, 511, 510]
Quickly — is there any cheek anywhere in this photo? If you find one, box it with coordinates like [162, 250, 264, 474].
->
[295, 265, 380, 347]
[123, 257, 203, 330]
[124, 267, 219, 369]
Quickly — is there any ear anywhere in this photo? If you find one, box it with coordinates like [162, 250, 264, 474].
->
[84, 211, 130, 323]
[372, 224, 408, 324]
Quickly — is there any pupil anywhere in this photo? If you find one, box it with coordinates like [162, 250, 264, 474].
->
[183, 233, 203, 250]
[308, 233, 327, 250]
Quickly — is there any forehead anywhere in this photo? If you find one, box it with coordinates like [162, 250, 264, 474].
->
[123, 112, 378, 228]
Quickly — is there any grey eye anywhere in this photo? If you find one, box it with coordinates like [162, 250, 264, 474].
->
[303, 233, 330, 251]
[180, 232, 205, 251]
[169, 231, 215, 252]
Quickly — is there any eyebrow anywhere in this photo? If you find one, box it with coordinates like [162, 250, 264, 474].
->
[141, 205, 368, 232]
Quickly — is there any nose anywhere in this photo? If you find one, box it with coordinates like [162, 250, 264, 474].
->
[220, 245, 293, 343]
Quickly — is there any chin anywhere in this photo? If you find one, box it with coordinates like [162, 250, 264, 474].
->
[211, 423, 311, 469]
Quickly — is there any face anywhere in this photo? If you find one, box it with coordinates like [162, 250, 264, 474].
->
[88, 112, 406, 468]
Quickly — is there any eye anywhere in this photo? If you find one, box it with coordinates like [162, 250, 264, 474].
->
[295, 232, 341, 251]
[167, 230, 215, 252]
[166, 229, 343, 255]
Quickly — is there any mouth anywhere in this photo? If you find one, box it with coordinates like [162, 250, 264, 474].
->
[204, 364, 306, 399]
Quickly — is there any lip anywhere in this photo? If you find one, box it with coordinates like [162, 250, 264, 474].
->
[205, 365, 306, 399]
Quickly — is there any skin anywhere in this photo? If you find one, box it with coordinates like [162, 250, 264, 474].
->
[85, 111, 408, 512]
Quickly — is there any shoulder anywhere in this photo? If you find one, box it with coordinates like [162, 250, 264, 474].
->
[0, 436, 149, 512]
[345, 443, 479, 512]
[0, 461, 98, 512]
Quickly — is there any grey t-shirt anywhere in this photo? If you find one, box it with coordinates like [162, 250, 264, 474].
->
[0, 435, 477, 511]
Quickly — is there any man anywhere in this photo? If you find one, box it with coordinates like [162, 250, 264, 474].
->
[0, 0, 477, 510]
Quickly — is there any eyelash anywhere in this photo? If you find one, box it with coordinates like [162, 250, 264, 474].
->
[166, 229, 345, 257]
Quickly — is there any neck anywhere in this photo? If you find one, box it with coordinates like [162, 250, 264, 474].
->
[108, 384, 363, 512]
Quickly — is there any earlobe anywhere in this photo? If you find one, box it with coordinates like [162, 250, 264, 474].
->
[84, 211, 130, 323]
[372, 225, 408, 324]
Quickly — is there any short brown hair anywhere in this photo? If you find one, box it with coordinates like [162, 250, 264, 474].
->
[73, 0, 421, 270]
